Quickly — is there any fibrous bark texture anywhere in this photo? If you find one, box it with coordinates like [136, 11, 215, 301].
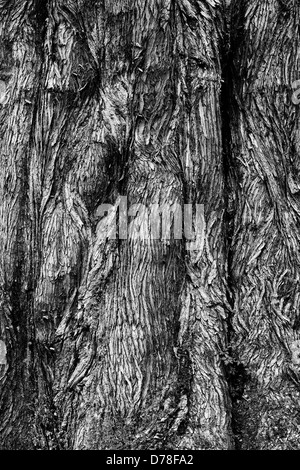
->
[0, 0, 299, 450]
[229, 0, 300, 449]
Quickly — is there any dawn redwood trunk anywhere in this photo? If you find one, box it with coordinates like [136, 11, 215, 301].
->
[0, 0, 233, 450]
[229, 0, 300, 449]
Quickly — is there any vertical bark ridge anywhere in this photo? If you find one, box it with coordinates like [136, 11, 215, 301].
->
[229, 0, 300, 449]
[53, 0, 233, 449]
[0, 0, 46, 449]
[0, 0, 233, 449]
[175, 1, 233, 449]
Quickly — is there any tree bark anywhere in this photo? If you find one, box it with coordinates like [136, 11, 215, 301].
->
[0, 0, 233, 450]
[0, 0, 299, 451]
[229, 0, 300, 450]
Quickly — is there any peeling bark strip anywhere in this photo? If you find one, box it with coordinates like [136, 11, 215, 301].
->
[0, 0, 232, 449]
[229, 0, 300, 450]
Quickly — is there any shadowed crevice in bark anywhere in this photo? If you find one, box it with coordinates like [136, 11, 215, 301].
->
[218, 0, 249, 450]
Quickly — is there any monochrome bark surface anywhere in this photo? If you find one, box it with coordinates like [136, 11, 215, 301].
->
[229, 0, 300, 449]
[0, 0, 299, 450]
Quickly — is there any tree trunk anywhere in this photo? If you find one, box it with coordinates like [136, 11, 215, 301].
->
[229, 0, 300, 450]
[0, 0, 299, 451]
